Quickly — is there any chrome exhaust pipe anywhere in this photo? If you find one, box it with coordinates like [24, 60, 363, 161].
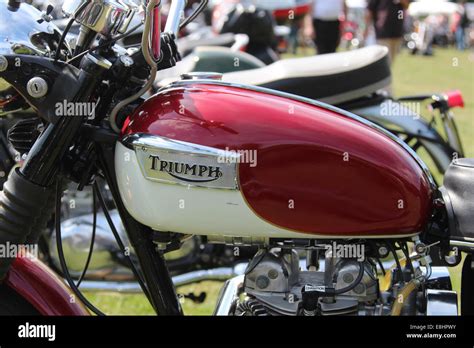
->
[76, 280, 143, 293]
[214, 275, 245, 316]
[173, 263, 247, 287]
[76, 263, 248, 293]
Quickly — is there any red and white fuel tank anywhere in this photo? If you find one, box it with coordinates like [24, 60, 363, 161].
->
[116, 80, 434, 239]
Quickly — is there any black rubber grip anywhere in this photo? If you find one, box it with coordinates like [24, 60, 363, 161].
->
[0, 168, 55, 278]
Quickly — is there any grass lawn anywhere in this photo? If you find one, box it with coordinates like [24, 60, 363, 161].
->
[83, 281, 222, 315]
[393, 48, 473, 156]
[85, 47, 473, 316]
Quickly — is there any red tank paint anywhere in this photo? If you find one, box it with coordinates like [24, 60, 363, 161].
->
[5, 256, 89, 316]
[123, 83, 433, 236]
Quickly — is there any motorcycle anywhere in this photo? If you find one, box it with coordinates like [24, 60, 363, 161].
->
[0, 0, 473, 318]
[405, 0, 461, 55]
[212, 0, 280, 64]
[50, 43, 465, 294]
[17, 0, 464, 291]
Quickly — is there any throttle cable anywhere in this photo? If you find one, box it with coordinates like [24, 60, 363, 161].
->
[66, 22, 143, 65]
[93, 181, 153, 303]
[75, 185, 97, 288]
[55, 178, 105, 316]
[54, 0, 90, 62]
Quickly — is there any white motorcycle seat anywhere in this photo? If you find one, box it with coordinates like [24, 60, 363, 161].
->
[223, 45, 392, 105]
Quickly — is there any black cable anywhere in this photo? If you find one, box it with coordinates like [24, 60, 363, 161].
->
[179, 0, 209, 30]
[54, 0, 90, 62]
[93, 181, 152, 303]
[400, 241, 414, 272]
[75, 186, 97, 288]
[376, 258, 386, 276]
[67, 0, 208, 64]
[67, 22, 143, 65]
[54, 18, 75, 62]
[388, 242, 404, 282]
[55, 178, 105, 316]
[332, 260, 365, 295]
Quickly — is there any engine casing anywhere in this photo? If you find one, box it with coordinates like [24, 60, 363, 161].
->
[116, 81, 433, 239]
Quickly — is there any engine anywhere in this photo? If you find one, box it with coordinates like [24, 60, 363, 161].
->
[222, 239, 458, 316]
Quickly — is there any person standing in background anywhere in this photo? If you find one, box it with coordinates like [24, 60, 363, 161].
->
[304, 0, 347, 54]
[365, 0, 410, 64]
[453, 0, 470, 51]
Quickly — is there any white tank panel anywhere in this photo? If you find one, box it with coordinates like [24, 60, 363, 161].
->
[114, 141, 312, 239]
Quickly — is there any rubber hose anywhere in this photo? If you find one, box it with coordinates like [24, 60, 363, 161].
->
[0, 168, 56, 278]
[391, 279, 419, 316]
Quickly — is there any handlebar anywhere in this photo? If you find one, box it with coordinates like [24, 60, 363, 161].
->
[60, 0, 190, 132]
[143, 0, 187, 66]
[164, 0, 186, 36]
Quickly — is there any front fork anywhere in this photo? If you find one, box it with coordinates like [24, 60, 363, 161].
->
[0, 55, 99, 277]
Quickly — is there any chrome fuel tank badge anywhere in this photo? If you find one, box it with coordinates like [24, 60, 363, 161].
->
[122, 134, 240, 190]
